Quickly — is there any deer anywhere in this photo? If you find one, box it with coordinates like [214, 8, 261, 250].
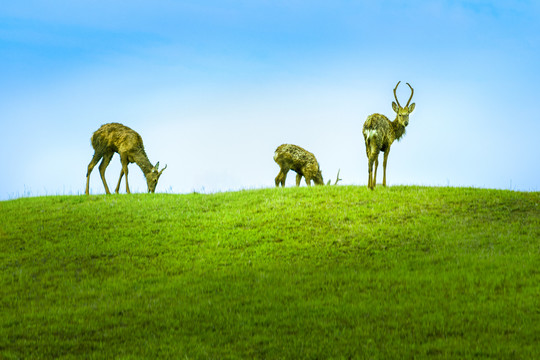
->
[85, 123, 167, 195]
[274, 144, 324, 187]
[363, 81, 415, 190]
[274, 144, 341, 187]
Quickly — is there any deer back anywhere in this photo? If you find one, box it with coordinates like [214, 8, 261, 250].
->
[92, 123, 144, 155]
[274, 144, 318, 170]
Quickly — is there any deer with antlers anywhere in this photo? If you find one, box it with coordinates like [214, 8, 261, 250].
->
[363, 81, 415, 189]
[85, 123, 166, 194]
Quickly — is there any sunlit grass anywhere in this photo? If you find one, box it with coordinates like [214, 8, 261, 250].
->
[1, 186, 539, 358]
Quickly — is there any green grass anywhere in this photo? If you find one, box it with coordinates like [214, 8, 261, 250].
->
[1, 186, 539, 359]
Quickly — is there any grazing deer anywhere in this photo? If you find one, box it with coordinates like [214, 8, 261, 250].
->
[363, 81, 415, 189]
[85, 123, 166, 194]
[274, 144, 325, 187]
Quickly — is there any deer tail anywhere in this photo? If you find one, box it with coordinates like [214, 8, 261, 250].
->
[364, 128, 377, 140]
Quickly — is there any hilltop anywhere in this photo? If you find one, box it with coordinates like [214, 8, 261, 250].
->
[1, 186, 539, 358]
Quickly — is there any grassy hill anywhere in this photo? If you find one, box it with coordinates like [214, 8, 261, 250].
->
[1, 186, 539, 359]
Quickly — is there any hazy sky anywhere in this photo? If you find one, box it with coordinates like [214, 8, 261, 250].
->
[1, 1, 539, 199]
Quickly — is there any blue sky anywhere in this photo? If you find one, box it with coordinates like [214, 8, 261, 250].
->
[1, 1, 539, 199]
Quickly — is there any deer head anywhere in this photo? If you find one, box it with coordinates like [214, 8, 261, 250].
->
[313, 168, 325, 186]
[146, 161, 167, 193]
[391, 81, 415, 127]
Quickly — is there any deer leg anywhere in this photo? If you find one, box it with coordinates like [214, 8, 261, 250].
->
[98, 152, 113, 194]
[367, 150, 379, 190]
[275, 168, 288, 187]
[305, 177, 312, 186]
[296, 173, 302, 187]
[115, 169, 124, 194]
[367, 158, 373, 189]
[373, 157, 379, 188]
[86, 152, 102, 195]
[116, 154, 130, 194]
[124, 168, 130, 194]
[366, 141, 379, 190]
[281, 169, 289, 187]
[275, 171, 281, 187]
[382, 149, 390, 187]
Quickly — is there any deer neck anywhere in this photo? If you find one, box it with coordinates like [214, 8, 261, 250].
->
[391, 117, 406, 141]
[132, 149, 154, 176]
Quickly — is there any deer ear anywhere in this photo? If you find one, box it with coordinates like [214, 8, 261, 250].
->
[408, 103, 416, 113]
[392, 101, 399, 113]
[154, 161, 160, 170]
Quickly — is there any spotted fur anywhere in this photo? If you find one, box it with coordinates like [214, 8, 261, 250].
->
[274, 144, 324, 187]
[363, 82, 415, 189]
[85, 123, 166, 194]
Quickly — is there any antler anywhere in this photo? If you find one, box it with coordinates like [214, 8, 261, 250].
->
[334, 169, 342, 185]
[394, 81, 414, 108]
[393, 81, 402, 107]
[327, 169, 341, 185]
[405, 82, 414, 107]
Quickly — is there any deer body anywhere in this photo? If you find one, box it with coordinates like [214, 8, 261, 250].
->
[274, 144, 324, 187]
[363, 82, 415, 189]
[85, 123, 166, 194]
